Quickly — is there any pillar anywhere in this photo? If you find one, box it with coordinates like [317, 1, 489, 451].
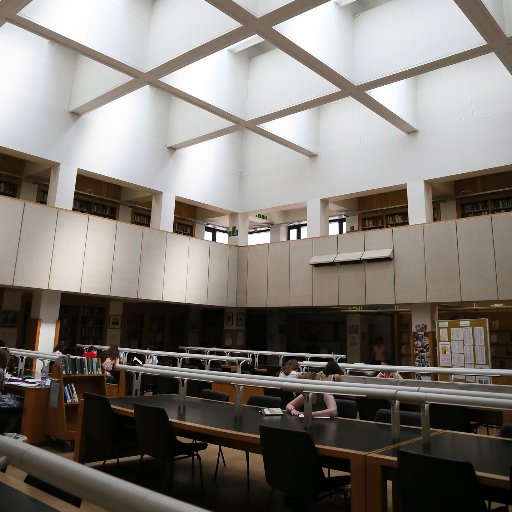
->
[47, 164, 78, 210]
[346, 215, 359, 232]
[307, 199, 329, 237]
[407, 181, 433, 225]
[228, 213, 249, 246]
[346, 314, 368, 363]
[195, 222, 205, 240]
[440, 201, 457, 221]
[270, 225, 287, 242]
[151, 191, 175, 232]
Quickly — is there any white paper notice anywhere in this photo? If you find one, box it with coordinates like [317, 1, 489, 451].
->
[451, 340, 464, 353]
[452, 353, 465, 367]
[438, 321, 448, 327]
[439, 328, 448, 342]
[463, 327, 473, 345]
[474, 327, 485, 346]
[439, 342, 451, 366]
[464, 345, 475, 364]
[475, 345, 487, 365]
[451, 328, 463, 341]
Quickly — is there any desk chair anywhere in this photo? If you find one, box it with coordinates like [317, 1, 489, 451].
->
[260, 424, 350, 511]
[198, 389, 229, 480]
[429, 403, 472, 433]
[356, 397, 390, 421]
[334, 398, 357, 419]
[133, 403, 207, 494]
[374, 408, 421, 427]
[397, 449, 488, 512]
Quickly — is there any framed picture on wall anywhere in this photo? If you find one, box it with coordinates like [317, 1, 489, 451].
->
[108, 315, 121, 329]
[225, 311, 234, 327]
[236, 312, 245, 328]
[0, 311, 18, 327]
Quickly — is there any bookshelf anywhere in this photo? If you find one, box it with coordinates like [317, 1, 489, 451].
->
[132, 209, 151, 227]
[0, 178, 18, 198]
[361, 209, 409, 230]
[396, 314, 412, 366]
[46, 364, 106, 442]
[57, 304, 106, 353]
[490, 329, 512, 369]
[174, 220, 194, 236]
[73, 195, 117, 219]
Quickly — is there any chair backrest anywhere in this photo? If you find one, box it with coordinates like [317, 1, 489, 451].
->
[397, 450, 488, 512]
[374, 408, 421, 427]
[429, 404, 472, 433]
[500, 423, 512, 438]
[133, 403, 176, 459]
[356, 397, 390, 421]
[247, 395, 281, 408]
[83, 393, 118, 443]
[199, 389, 229, 402]
[334, 398, 357, 419]
[259, 424, 326, 498]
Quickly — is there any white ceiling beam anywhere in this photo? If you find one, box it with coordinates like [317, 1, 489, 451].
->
[0, 0, 31, 28]
[168, 126, 242, 150]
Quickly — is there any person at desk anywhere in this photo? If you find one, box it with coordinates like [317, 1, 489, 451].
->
[320, 360, 344, 382]
[370, 336, 387, 364]
[376, 365, 403, 380]
[82, 346, 98, 358]
[279, 358, 300, 378]
[0, 347, 23, 434]
[285, 372, 337, 418]
[100, 345, 120, 383]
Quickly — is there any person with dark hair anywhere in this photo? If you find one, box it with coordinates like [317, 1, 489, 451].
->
[100, 345, 120, 383]
[0, 340, 6, 348]
[0, 347, 23, 434]
[285, 372, 337, 418]
[82, 345, 98, 358]
[279, 358, 300, 378]
[321, 359, 344, 382]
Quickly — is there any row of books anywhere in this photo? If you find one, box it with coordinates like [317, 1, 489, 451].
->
[63, 382, 79, 403]
[56, 355, 102, 375]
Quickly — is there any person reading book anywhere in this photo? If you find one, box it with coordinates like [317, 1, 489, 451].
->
[100, 345, 120, 383]
[285, 371, 337, 418]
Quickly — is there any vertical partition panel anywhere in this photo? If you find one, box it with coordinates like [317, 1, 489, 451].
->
[110, 223, 143, 298]
[186, 238, 210, 305]
[226, 245, 238, 307]
[49, 210, 88, 292]
[364, 229, 395, 305]
[163, 234, 189, 303]
[81, 216, 116, 295]
[457, 216, 497, 301]
[246, 244, 269, 307]
[208, 242, 229, 306]
[289, 238, 313, 307]
[313, 236, 338, 306]
[236, 246, 248, 307]
[14, 203, 57, 289]
[424, 221, 461, 302]
[393, 225, 427, 304]
[0, 197, 24, 285]
[492, 213, 512, 300]
[338, 232, 365, 305]
[267, 241, 290, 307]
[137, 228, 167, 301]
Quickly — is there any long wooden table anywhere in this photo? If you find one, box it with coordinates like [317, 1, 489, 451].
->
[76, 394, 425, 512]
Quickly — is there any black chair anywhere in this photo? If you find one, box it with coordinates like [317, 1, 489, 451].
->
[82, 392, 136, 468]
[24, 474, 82, 507]
[260, 424, 350, 510]
[334, 398, 357, 419]
[356, 397, 390, 421]
[133, 403, 207, 493]
[374, 408, 422, 427]
[199, 388, 229, 479]
[397, 449, 488, 512]
[429, 404, 472, 432]
[499, 423, 512, 438]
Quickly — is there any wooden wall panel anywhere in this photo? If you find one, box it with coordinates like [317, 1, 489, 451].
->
[207, 242, 229, 306]
[110, 223, 143, 298]
[392, 225, 427, 304]
[81, 216, 116, 295]
[364, 229, 395, 305]
[226, 246, 238, 307]
[289, 239, 313, 307]
[338, 232, 365, 305]
[312, 236, 338, 306]
[236, 246, 248, 308]
[14, 202, 57, 289]
[424, 221, 461, 302]
[49, 210, 88, 292]
[492, 213, 512, 300]
[0, 197, 24, 285]
[186, 238, 210, 305]
[162, 234, 189, 303]
[457, 216, 497, 301]
[267, 242, 290, 307]
[137, 228, 167, 301]
[246, 244, 269, 307]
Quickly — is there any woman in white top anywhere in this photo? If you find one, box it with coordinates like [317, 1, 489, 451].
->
[278, 358, 300, 379]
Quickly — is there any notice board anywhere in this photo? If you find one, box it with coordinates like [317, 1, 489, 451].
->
[436, 318, 491, 383]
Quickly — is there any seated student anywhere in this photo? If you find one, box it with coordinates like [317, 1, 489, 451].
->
[82, 345, 98, 358]
[278, 358, 300, 378]
[376, 364, 403, 380]
[100, 345, 120, 383]
[285, 372, 337, 418]
[320, 359, 344, 382]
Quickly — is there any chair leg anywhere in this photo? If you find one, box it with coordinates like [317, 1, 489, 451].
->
[197, 454, 204, 499]
[219, 446, 226, 466]
[214, 445, 224, 480]
[245, 451, 250, 491]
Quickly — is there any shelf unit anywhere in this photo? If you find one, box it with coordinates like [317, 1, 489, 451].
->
[132, 209, 151, 227]
[490, 330, 512, 369]
[46, 364, 106, 442]
[174, 220, 194, 236]
[396, 314, 412, 366]
[361, 209, 409, 230]
[73, 195, 117, 219]
[459, 194, 512, 218]
[0, 178, 18, 198]
[57, 304, 106, 353]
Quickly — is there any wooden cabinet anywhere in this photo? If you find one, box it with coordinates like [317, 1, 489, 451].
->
[46, 364, 106, 442]
[361, 209, 409, 230]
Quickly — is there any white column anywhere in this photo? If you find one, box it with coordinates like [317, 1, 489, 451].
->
[228, 213, 249, 246]
[410, 304, 438, 332]
[270, 225, 287, 242]
[440, 201, 457, 221]
[307, 199, 329, 237]
[195, 222, 205, 240]
[407, 181, 433, 225]
[346, 215, 359, 232]
[19, 182, 38, 202]
[151, 192, 175, 232]
[118, 205, 132, 223]
[47, 164, 78, 210]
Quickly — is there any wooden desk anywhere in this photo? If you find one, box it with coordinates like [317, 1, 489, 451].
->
[366, 431, 512, 512]
[4, 383, 50, 444]
[76, 394, 424, 512]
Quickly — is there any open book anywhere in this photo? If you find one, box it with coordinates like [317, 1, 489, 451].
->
[260, 408, 283, 416]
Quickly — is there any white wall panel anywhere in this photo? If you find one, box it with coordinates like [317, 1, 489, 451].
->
[364, 229, 395, 305]
[424, 221, 461, 302]
[186, 238, 210, 305]
[226, 245, 238, 307]
[236, 246, 248, 308]
[393, 225, 427, 304]
[267, 242, 290, 307]
[207, 242, 229, 306]
[163, 234, 189, 303]
[137, 228, 167, 301]
[246, 244, 269, 307]
[110, 223, 143, 298]
[0, 197, 24, 285]
[492, 213, 512, 300]
[81, 216, 116, 296]
[313, 236, 338, 306]
[49, 210, 88, 292]
[14, 202, 57, 289]
[289, 239, 313, 307]
[338, 232, 365, 305]
[457, 216, 497, 301]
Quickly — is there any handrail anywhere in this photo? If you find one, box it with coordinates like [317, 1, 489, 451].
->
[0, 436, 207, 512]
[7, 349, 59, 378]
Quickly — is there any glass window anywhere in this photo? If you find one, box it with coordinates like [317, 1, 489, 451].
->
[248, 230, 270, 245]
[329, 218, 346, 235]
[204, 226, 228, 244]
[288, 223, 306, 240]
